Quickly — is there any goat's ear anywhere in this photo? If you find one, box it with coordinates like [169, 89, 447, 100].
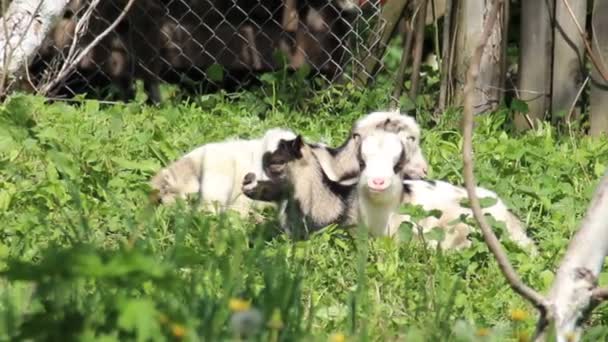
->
[287, 135, 304, 158]
[293, 135, 304, 148]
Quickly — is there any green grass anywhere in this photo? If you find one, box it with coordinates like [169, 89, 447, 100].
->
[2, 79, 608, 341]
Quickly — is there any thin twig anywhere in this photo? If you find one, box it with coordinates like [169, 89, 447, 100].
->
[560, 0, 608, 82]
[565, 74, 589, 124]
[23, 55, 38, 92]
[461, 0, 547, 310]
[64, 0, 100, 68]
[41, 0, 136, 95]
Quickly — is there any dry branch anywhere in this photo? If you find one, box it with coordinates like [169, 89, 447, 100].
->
[560, 0, 608, 82]
[39, 0, 136, 95]
[461, 0, 547, 310]
[462, 1, 608, 340]
[537, 171, 608, 340]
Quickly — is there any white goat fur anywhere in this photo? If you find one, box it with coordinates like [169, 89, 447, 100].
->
[312, 111, 429, 184]
[150, 128, 296, 214]
[356, 130, 536, 251]
[353, 111, 428, 180]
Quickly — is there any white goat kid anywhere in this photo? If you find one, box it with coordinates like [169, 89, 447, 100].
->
[150, 128, 296, 215]
[355, 130, 536, 252]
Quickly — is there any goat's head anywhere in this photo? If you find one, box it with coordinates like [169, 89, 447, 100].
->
[357, 131, 405, 203]
[353, 111, 428, 180]
[261, 135, 312, 182]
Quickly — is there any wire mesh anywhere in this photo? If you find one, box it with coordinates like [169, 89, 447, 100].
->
[26, 0, 388, 102]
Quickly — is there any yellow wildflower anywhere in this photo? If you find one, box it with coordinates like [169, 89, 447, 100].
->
[329, 332, 346, 342]
[475, 327, 491, 337]
[171, 323, 186, 338]
[510, 308, 529, 321]
[267, 308, 284, 330]
[158, 313, 169, 325]
[517, 331, 529, 342]
[229, 298, 252, 312]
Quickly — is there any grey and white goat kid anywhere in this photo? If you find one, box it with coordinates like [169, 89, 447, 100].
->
[354, 130, 536, 251]
[312, 110, 429, 184]
[150, 128, 296, 216]
[352, 110, 428, 180]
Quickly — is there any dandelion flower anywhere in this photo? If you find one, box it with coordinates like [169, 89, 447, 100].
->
[171, 323, 186, 338]
[229, 298, 252, 312]
[329, 332, 346, 342]
[230, 308, 263, 338]
[475, 327, 491, 337]
[510, 308, 529, 321]
[267, 308, 284, 330]
[158, 313, 169, 325]
[517, 331, 529, 342]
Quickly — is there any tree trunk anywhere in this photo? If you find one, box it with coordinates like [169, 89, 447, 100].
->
[0, 0, 69, 93]
[409, 0, 428, 100]
[514, 0, 554, 131]
[453, 0, 504, 114]
[589, 0, 608, 137]
[551, 0, 587, 124]
[437, 0, 453, 112]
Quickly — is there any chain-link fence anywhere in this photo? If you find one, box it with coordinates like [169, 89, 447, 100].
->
[25, 0, 388, 103]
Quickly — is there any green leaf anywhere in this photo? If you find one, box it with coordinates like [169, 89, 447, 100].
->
[510, 98, 529, 113]
[111, 157, 160, 172]
[594, 162, 606, 178]
[206, 64, 224, 82]
[398, 221, 414, 243]
[47, 150, 78, 179]
[459, 196, 497, 209]
[295, 63, 311, 79]
[117, 299, 161, 342]
[424, 227, 445, 243]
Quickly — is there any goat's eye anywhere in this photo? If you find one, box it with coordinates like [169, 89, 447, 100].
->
[407, 136, 416, 142]
[393, 162, 404, 173]
[358, 159, 366, 169]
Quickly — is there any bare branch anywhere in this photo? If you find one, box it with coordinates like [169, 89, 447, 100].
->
[64, 0, 100, 67]
[565, 75, 589, 124]
[461, 0, 547, 310]
[40, 0, 136, 95]
[539, 171, 608, 340]
[560, 0, 608, 82]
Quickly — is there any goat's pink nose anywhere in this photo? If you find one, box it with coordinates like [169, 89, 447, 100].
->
[372, 178, 385, 186]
